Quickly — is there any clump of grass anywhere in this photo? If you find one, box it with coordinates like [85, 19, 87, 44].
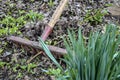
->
[39, 24, 120, 80]
[63, 24, 120, 80]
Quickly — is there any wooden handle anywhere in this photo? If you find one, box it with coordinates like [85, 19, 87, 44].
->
[41, 0, 68, 41]
[48, 0, 68, 28]
[107, 6, 120, 16]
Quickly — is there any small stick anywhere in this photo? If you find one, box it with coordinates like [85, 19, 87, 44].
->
[8, 36, 67, 55]
[27, 51, 43, 64]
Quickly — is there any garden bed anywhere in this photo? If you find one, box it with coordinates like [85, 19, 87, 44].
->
[0, 0, 120, 79]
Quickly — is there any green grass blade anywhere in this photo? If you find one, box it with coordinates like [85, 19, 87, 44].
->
[38, 37, 63, 70]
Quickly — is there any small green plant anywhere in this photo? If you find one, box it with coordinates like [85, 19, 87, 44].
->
[46, 68, 61, 75]
[25, 10, 44, 22]
[0, 10, 44, 37]
[105, 3, 113, 7]
[0, 61, 6, 68]
[0, 49, 4, 54]
[39, 24, 120, 80]
[18, 10, 26, 16]
[42, 68, 69, 80]
[0, 15, 24, 36]
[16, 72, 23, 78]
[27, 63, 37, 73]
[13, 64, 19, 72]
[45, 39, 57, 45]
[83, 8, 108, 25]
[12, 62, 37, 79]
[30, 0, 34, 2]
[48, 0, 54, 7]
[12, 63, 37, 73]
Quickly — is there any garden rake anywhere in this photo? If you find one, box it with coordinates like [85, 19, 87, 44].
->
[7, 0, 68, 55]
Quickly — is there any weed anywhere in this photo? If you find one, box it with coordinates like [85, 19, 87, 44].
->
[13, 64, 20, 72]
[16, 72, 23, 78]
[42, 68, 69, 80]
[18, 10, 26, 16]
[25, 10, 44, 22]
[105, 3, 113, 7]
[0, 49, 3, 54]
[83, 8, 108, 25]
[11, 62, 37, 79]
[12, 63, 37, 73]
[0, 15, 23, 36]
[0, 61, 6, 68]
[20, 65, 27, 70]
[45, 39, 57, 45]
[48, 0, 54, 7]
[0, 10, 44, 37]
[30, 0, 34, 2]
[27, 63, 37, 73]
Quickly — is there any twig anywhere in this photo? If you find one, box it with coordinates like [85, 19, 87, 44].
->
[7, 36, 67, 55]
[27, 51, 43, 64]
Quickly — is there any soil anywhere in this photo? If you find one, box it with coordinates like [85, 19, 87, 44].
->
[0, 0, 120, 80]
